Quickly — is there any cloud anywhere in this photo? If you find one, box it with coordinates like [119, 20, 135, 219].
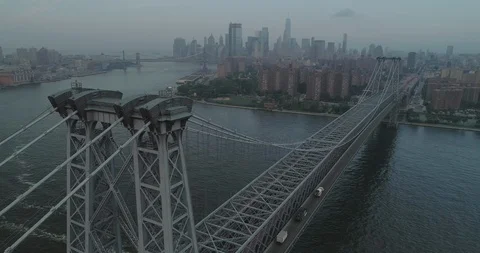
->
[332, 8, 356, 18]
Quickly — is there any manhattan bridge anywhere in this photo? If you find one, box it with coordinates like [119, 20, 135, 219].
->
[0, 57, 407, 253]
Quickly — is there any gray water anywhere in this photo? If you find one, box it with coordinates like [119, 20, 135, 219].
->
[0, 62, 479, 253]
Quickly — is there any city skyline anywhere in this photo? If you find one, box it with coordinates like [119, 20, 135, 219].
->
[1, 0, 479, 54]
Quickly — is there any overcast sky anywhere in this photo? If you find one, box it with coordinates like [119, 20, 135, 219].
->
[1, 0, 479, 55]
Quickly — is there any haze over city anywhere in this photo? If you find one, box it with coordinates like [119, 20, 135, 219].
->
[1, 0, 479, 54]
[0, 1, 480, 253]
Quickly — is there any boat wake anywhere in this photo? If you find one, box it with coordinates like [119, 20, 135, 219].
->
[16, 173, 34, 186]
[0, 220, 66, 243]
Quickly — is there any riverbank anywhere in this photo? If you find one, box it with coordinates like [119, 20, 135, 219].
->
[195, 100, 340, 118]
[398, 121, 480, 132]
[196, 101, 480, 132]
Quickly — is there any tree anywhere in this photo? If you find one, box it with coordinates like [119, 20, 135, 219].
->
[177, 84, 192, 96]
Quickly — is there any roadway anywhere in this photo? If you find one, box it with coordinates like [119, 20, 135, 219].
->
[264, 101, 395, 253]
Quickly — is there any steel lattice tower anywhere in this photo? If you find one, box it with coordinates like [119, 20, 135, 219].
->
[388, 57, 402, 127]
[46, 88, 199, 253]
[132, 100, 198, 253]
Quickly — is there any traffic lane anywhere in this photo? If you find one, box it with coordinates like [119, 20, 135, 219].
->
[265, 103, 394, 253]
[264, 160, 344, 253]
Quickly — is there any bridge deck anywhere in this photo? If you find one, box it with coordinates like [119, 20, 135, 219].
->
[264, 99, 396, 253]
[195, 93, 392, 252]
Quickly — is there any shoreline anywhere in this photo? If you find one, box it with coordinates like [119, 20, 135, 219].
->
[194, 100, 340, 117]
[195, 100, 480, 132]
[398, 121, 480, 132]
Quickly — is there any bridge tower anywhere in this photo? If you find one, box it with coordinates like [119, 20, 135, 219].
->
[201, 47, 208, 74]
[388, 57, 402, 127]
[127, 97, 199, 253]
[48, 89, 133, 253]
[47, 89, 200, 253]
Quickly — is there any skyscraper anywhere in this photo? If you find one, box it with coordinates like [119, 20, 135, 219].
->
[16, 48, 29, 61]
[342, 33, 347, 54]
[301, 38, 310, 51]
[318, 40, 326, 58]
[407, 52, 416, 71]
[327, 42, 335, 57]
[312, 40, 325, 60]
[189, 39, 197, 56]
[208, 34, 215, 46]
[28, 47, 37, 64]
[173, 38, 187, 58]
[228, 23, 242, 56]
[36, 47, 49, 65]
[225, 33, 229, 52]
[261, 27, 269, 57]
[283, 18, 291, 49]
[446, 45, 454, 58]
[219, 35, 224, 46]
[246, 36, 258, 56]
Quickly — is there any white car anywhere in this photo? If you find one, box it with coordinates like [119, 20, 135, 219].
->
[314, 187, 324, 197]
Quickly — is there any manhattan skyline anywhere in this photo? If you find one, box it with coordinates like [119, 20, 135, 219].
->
[0, 0, 479, 54]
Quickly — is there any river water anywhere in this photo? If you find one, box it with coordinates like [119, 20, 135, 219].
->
[0, 62, 479, 253]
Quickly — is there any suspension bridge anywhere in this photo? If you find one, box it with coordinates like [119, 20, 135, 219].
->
[0, 57, 405, 253]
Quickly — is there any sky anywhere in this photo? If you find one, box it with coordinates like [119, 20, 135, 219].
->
[1, 0, 479, 55]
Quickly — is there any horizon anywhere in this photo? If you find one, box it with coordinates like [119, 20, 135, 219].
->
[1, 0, 479, 55]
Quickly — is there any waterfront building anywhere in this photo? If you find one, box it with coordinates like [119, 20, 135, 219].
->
[462, 86, 480, 104]
[36, 47, 49, 65]
[431, 88, 463, 110]
[29, 48, 37, 64]
[16, 48, 29, 61]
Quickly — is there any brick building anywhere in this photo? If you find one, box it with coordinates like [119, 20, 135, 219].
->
[431, 88, 463, 110]
[462, 86, 480, 104]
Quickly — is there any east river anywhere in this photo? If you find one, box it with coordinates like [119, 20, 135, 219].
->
[0, 62, 479, 253]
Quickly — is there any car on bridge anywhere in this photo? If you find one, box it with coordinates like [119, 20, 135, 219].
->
[276, 230, 288, 244]
[295, 208, 308, 222]
[315, 187, 325, 197]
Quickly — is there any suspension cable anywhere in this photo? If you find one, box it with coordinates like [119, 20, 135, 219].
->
[0, 107, 57, 148]
[188, 60, 401, 153]
[191, 115, 262, 143]
[190, 116, 304, 146]
[190, 59, 386, 148]
[0, 117, 124, 218]
[3, 122, 150, 253]
[0, 111, 77, 169]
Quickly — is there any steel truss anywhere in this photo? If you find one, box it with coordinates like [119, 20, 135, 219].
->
[195, 59, 401, 253]
[66, 119, 138, 253]
[133, 126, 198, 253]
